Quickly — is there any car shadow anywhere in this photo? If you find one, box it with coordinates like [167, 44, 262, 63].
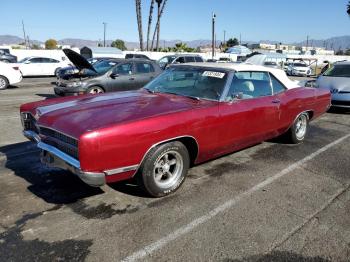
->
[35, 93, 57, 99]
[108, 179, 152, 198]
[327, 107, 350, 114]
[0, 141, 104, 205]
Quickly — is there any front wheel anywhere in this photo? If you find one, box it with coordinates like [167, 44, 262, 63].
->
[286, 113, 309, 144]
[87, 86, 104, 94]
[0, 75, 9, 90]
[138, 141, 190, 197]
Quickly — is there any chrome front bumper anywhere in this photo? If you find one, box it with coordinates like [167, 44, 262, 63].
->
[24, 130, 105, 187]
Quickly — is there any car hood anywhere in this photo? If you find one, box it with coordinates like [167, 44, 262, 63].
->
[63, 49, 96, 72]
[36, 90, 208, 138]
[316, 76, 350, 91]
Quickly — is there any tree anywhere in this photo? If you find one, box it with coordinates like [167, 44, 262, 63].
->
[135, 0, 144, 50]
[31, 43, 41, 50]
[151, 0, 167, 51]
[146, 0, 155, 51]
[226, 38, 239, 47]
[111, 39, 127, 50]
[345, 49, 350, 56]
[45, 39, 57, 49]
[347, 1, 350, 15]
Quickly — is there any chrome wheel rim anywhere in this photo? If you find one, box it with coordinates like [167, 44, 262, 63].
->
[153, 151, 183, 188]
[89, 88, 103, 94]
[295, 114, 307, 140]
[0, 78, 6, 89]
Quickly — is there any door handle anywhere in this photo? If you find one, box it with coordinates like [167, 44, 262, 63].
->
[129, 77, 135, 80]
[272, 99, 280, 104]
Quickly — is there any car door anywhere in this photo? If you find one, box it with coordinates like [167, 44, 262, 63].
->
[218, 71, 280, 152]
[21, 57, 43, 76]
[106, 62, 135, 91]
[40, 58, 56, 75]
[133, 61, 157, 89]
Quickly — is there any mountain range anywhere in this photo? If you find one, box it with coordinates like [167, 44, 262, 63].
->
[1, 34, 349, 51]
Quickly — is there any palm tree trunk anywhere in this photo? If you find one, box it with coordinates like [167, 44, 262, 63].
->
[135, 0, 144, 51]
[146, 0, 155, 51]
[151, 0, 167, 51]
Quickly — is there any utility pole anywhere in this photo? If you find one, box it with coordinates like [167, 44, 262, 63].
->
[212, 12, 216, 59]
[22, 20, 27, 49]
[239, 33, 241, 45]
[223, 30, 226, 46]
[103, 22, 107, 47]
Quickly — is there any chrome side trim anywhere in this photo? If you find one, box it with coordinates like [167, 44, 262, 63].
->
[135, 135, 199, 175]
[23, 130, 41, 143]
[104, 164, 139, 176]
[37, 141, 80, 169]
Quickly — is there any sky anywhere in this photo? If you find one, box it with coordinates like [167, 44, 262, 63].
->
[1, 0, 349, 43]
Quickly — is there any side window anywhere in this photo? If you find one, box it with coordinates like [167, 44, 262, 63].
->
[195, 56, 204, 62]
[226, 71, 272, 101]
[114, 63, 133, 75]
[185, 56, 195, 63]
[49, 58, 59, 63]
[176, 57, 185, 63]
[41, 58, 52, 63]
[270, 74, 286, 94]
[29, 58, 43, 63]
[136, 63, 154, 73]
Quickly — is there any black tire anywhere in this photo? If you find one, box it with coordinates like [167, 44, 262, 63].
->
[138, 141, 190, 197]
[0, 75, 9, 90]
[86, 86, 105, 94]
[285, 113, 309, 144]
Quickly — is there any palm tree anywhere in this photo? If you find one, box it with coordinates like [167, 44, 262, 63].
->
[146, 0, 155, 51]
[151, 0, 167, 51]
[135, 0, 144, 50]
[155, 0, 163, 51]
[347, 1, 350, 15]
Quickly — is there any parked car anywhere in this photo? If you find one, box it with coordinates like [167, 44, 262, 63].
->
[286, 62, 312, 76]
[0, 61, 22, 89]
[54, 49, 162, 96]
[20, 63, 330, 197]
[157, 54, 204, 69]
[125, 53, 151, 60]
[12, 57, 70, 76]
[316, 61, 350, 108]
[0, 50, 17, 63]
[263, 61, 280, 69]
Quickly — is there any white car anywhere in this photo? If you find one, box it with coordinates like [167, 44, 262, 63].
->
[12, 57, 70, 77]
[0, 61, 22, 90]
[287, 62, 312, 76]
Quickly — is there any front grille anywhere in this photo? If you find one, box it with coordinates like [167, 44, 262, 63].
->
[39, 127, 79, 159]
[332, 100, 350, 106]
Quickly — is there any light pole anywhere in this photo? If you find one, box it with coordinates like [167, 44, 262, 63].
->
[212, 12, 216, 59]
[103, 22, 107, 47]
[223, 30, 226, 46]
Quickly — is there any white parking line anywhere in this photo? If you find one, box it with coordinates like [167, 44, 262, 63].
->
[121, 133, 350, 262]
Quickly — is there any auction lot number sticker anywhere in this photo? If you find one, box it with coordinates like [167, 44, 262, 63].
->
[202, 71, 225, 78]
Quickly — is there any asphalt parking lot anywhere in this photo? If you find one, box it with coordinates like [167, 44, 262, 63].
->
[0, 77, 349, 262]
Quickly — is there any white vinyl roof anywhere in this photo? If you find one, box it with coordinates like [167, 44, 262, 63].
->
[183, 62, 299, 89]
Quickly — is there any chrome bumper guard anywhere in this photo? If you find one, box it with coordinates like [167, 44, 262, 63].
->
[23, 130, 105, 187]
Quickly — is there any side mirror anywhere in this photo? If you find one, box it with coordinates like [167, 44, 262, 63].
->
[110, 72, 119, 79]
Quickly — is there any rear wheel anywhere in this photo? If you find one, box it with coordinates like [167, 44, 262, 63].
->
[138, 141, 190, 197]
[286, 113, 309, 144]
[87, 86, 104, 94]
[0, 75, 9, 90]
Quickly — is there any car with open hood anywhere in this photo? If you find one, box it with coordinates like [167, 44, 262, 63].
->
[316, 61, 350, 108]
[20, 63, 330, 197]
[54, 49, 162, 95]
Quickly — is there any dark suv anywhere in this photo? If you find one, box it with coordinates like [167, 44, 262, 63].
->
[157, 54, 203, 69]
[0, 49, 17, 63]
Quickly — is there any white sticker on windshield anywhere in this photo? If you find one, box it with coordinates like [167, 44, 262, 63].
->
[202, 71, 225, 78]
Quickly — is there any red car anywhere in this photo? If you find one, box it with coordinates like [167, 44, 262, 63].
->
[20, 64, 331, 197]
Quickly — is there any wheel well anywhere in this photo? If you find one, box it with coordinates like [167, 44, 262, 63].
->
[305, 110, 314, 120]
[176, 137, 199, 166]
[0, 75, 9, 83]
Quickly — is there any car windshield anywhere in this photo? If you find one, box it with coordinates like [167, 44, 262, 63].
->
[18, 57, 30, 63]
[144, 67, 228, 101]
[323, 64, 350, 77]
[293, 63, 307, 67]
[92, 60, 119, 74]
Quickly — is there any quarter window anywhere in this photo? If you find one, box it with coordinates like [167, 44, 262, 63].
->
[270, 74, 286, 94]
[226, 71, 272, 101]
[185, 56, 195, 63]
